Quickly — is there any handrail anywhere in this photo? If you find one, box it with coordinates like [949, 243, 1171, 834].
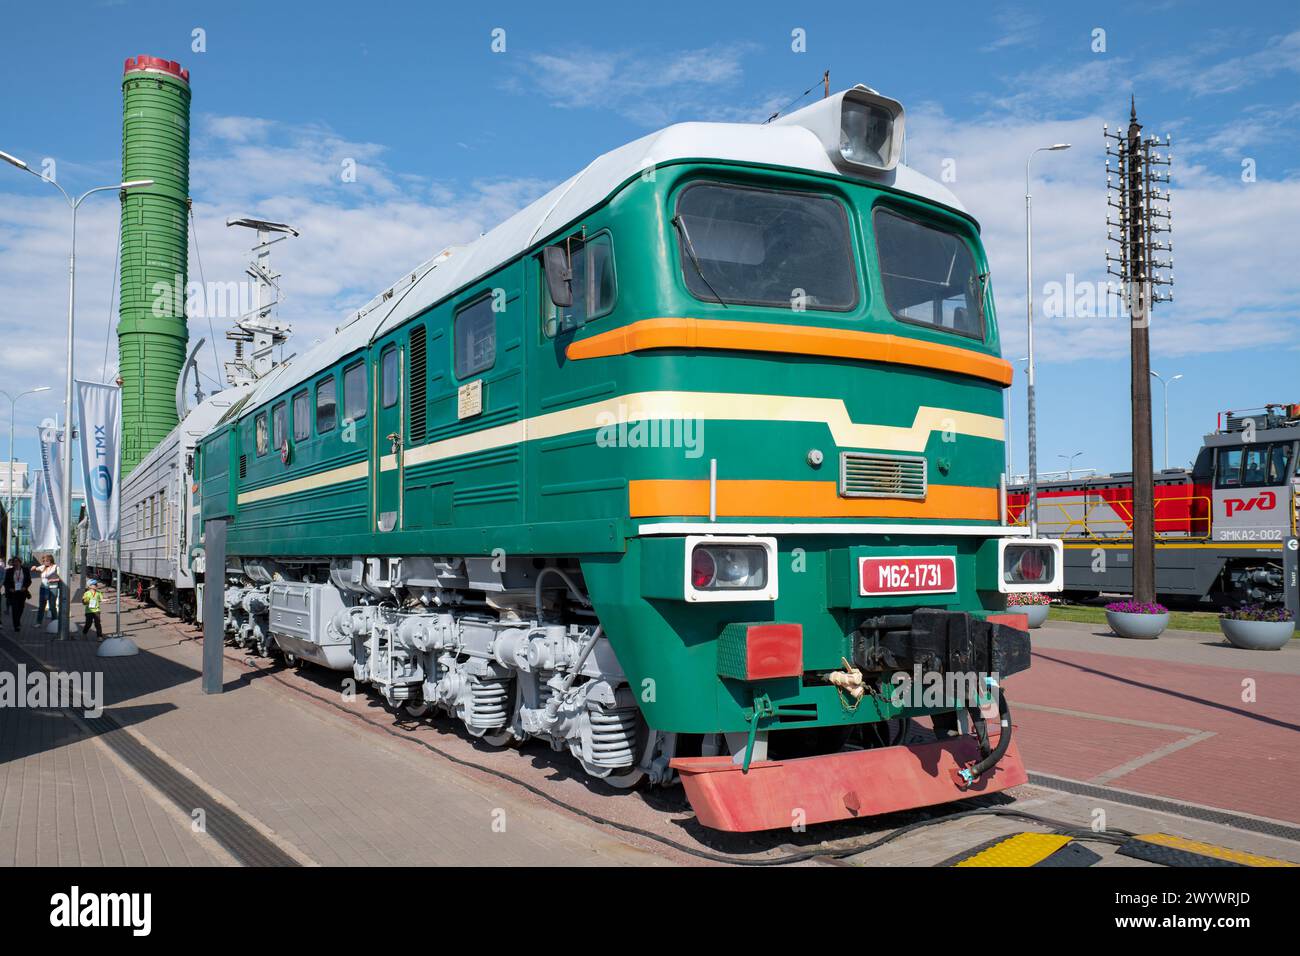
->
[1007, 490, 1214, 540]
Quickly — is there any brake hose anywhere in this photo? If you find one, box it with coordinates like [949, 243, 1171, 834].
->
[957, 678, 1013, 786]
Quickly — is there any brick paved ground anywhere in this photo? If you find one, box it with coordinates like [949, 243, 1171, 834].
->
[1009, 620, 1300, 825]
[0, 597, 669, 867]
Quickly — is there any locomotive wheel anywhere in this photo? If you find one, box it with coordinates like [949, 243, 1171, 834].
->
[403, 700, 432, 718]
[468, 726, 517, 748]
[598, 765, 646, 790]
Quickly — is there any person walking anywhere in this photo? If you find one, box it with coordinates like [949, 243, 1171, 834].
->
[81, 579, 104, 640]
[3, 557, 32, 632]
[31, 554, 60, 625]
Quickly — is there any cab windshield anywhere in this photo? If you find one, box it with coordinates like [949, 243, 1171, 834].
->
[674, 182, 857, 311]
[874, 207, 985, 339]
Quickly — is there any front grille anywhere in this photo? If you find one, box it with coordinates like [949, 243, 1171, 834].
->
[839, 452, 927, 499]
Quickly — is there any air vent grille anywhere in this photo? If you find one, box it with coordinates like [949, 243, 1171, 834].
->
[238, 455, 247, 479]
[839, 452, 927, 499]
[409, 326, 428, 442]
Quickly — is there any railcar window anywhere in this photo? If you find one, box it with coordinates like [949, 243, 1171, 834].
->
[343, 362, 367, 421]
[292, 390, 309, 441]
[381, 347, 399, 408]
[255, 412, 268, 456]
[316, 376, 337, 433]
[272, 402, 286, 453]
[874, 208, 985, 339]
[674, 183, 857, 310]
[454, 296, 496, 378]
[544, 233, 616, 335]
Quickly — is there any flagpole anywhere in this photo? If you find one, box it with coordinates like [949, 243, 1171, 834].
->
[114, 387, 121, 640]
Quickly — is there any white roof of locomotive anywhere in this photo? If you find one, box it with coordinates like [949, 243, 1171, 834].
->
[240, 115, 968, 411]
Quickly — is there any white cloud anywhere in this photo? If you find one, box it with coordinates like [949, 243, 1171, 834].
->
[981, 8, 1042, 53]
[508, 42, 762, 126]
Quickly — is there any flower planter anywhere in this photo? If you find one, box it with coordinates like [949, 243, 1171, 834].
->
[1023, 604, 1050, 629]
[1220, 618, 1295, 651]
[1105, 609, 1169, 640]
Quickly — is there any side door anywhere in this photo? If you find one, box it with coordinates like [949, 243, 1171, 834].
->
[373, 343, 403, 532]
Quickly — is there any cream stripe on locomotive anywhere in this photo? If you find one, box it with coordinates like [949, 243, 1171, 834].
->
[237, 460, 369, 505]
[238, 391, 1003, 505]
[382, 392, 1004, 471]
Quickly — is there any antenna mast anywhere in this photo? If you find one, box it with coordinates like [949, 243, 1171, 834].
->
[224, 216, 299, 385]
[1105, 101, 1174, 604]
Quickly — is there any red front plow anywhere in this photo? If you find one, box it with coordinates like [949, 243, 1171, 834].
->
[672, 734, 1027, 833]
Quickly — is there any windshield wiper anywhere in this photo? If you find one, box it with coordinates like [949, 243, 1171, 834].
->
[672, 215, 727, 308]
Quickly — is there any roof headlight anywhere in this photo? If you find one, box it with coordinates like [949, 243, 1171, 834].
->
[773, 84, 905, 174]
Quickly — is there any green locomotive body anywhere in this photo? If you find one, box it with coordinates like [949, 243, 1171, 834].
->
[197, 87, 1062, 830]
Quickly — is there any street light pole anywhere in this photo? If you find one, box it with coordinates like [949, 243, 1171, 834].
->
[1057, 451, 1084, 481]
[1, 148, 152, 639]
[2, 386, 51, 563]
[1149, 371, 1183, 470]
[1025, 143, 1071, 537]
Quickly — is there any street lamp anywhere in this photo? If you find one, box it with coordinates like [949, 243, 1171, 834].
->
[1150, 370, 1183, 470]
[2, 386, 51, 562]
[1057, 451, 1084, 481]
[2, 148, 152, 639]
[1025, 143, 1071, 537]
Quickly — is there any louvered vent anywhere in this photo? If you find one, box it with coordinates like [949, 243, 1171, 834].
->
[839, 452, 927, 499]
[409, 326, 428, 442]
[239, 455, 247, 479]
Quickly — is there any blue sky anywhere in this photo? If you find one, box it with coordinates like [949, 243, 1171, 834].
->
[1, 0, 1298, 489]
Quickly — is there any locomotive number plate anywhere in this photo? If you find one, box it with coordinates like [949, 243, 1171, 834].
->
[859, 556, 956, 596]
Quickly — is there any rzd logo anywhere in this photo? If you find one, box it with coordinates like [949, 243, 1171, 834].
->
[1224, 490, 1276, 517]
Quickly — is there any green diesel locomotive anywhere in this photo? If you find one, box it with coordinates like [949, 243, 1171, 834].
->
[197, 86, 1062, 831]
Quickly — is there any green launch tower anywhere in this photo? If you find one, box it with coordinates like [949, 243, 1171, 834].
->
[118, 55, 191, 474]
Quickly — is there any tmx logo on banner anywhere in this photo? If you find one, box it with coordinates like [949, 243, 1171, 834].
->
[74, 381, 122, 542]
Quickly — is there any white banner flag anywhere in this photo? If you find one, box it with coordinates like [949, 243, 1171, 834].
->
[30, 469, 57, 552]
[75, 381, 122, 541]
[37, 422, 64, 547]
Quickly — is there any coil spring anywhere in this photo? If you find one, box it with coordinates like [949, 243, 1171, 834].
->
[468, 678, 511, 730]
[587, 706, 638, 768]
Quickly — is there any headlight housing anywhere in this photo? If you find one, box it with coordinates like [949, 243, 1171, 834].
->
[997, 538, 1063, 593]
[684, 536, 779, 602]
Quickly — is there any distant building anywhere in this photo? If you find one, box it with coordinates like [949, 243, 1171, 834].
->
[1, 459, 85, 561]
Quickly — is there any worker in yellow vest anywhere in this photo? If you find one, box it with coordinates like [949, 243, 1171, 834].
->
[81, 579, 104, 641]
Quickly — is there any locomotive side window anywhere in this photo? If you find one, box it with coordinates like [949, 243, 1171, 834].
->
[1242, 447, 1268, 485]
[454, 296, 496, 378]
[543, 233, 616, 335]
[1215, 447, 1243, 488]
[874, 208, 985, 339]
[381, 346, 399, 408]
[673, 182, 857, 311]
[255, 412, 268, 456]
[343, 361, 367, 421]
[316, 375, 337, 433]
[1269, 442, 1294, 483]
[272, 402, 286, 452]
[292, 390, 310, 442]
